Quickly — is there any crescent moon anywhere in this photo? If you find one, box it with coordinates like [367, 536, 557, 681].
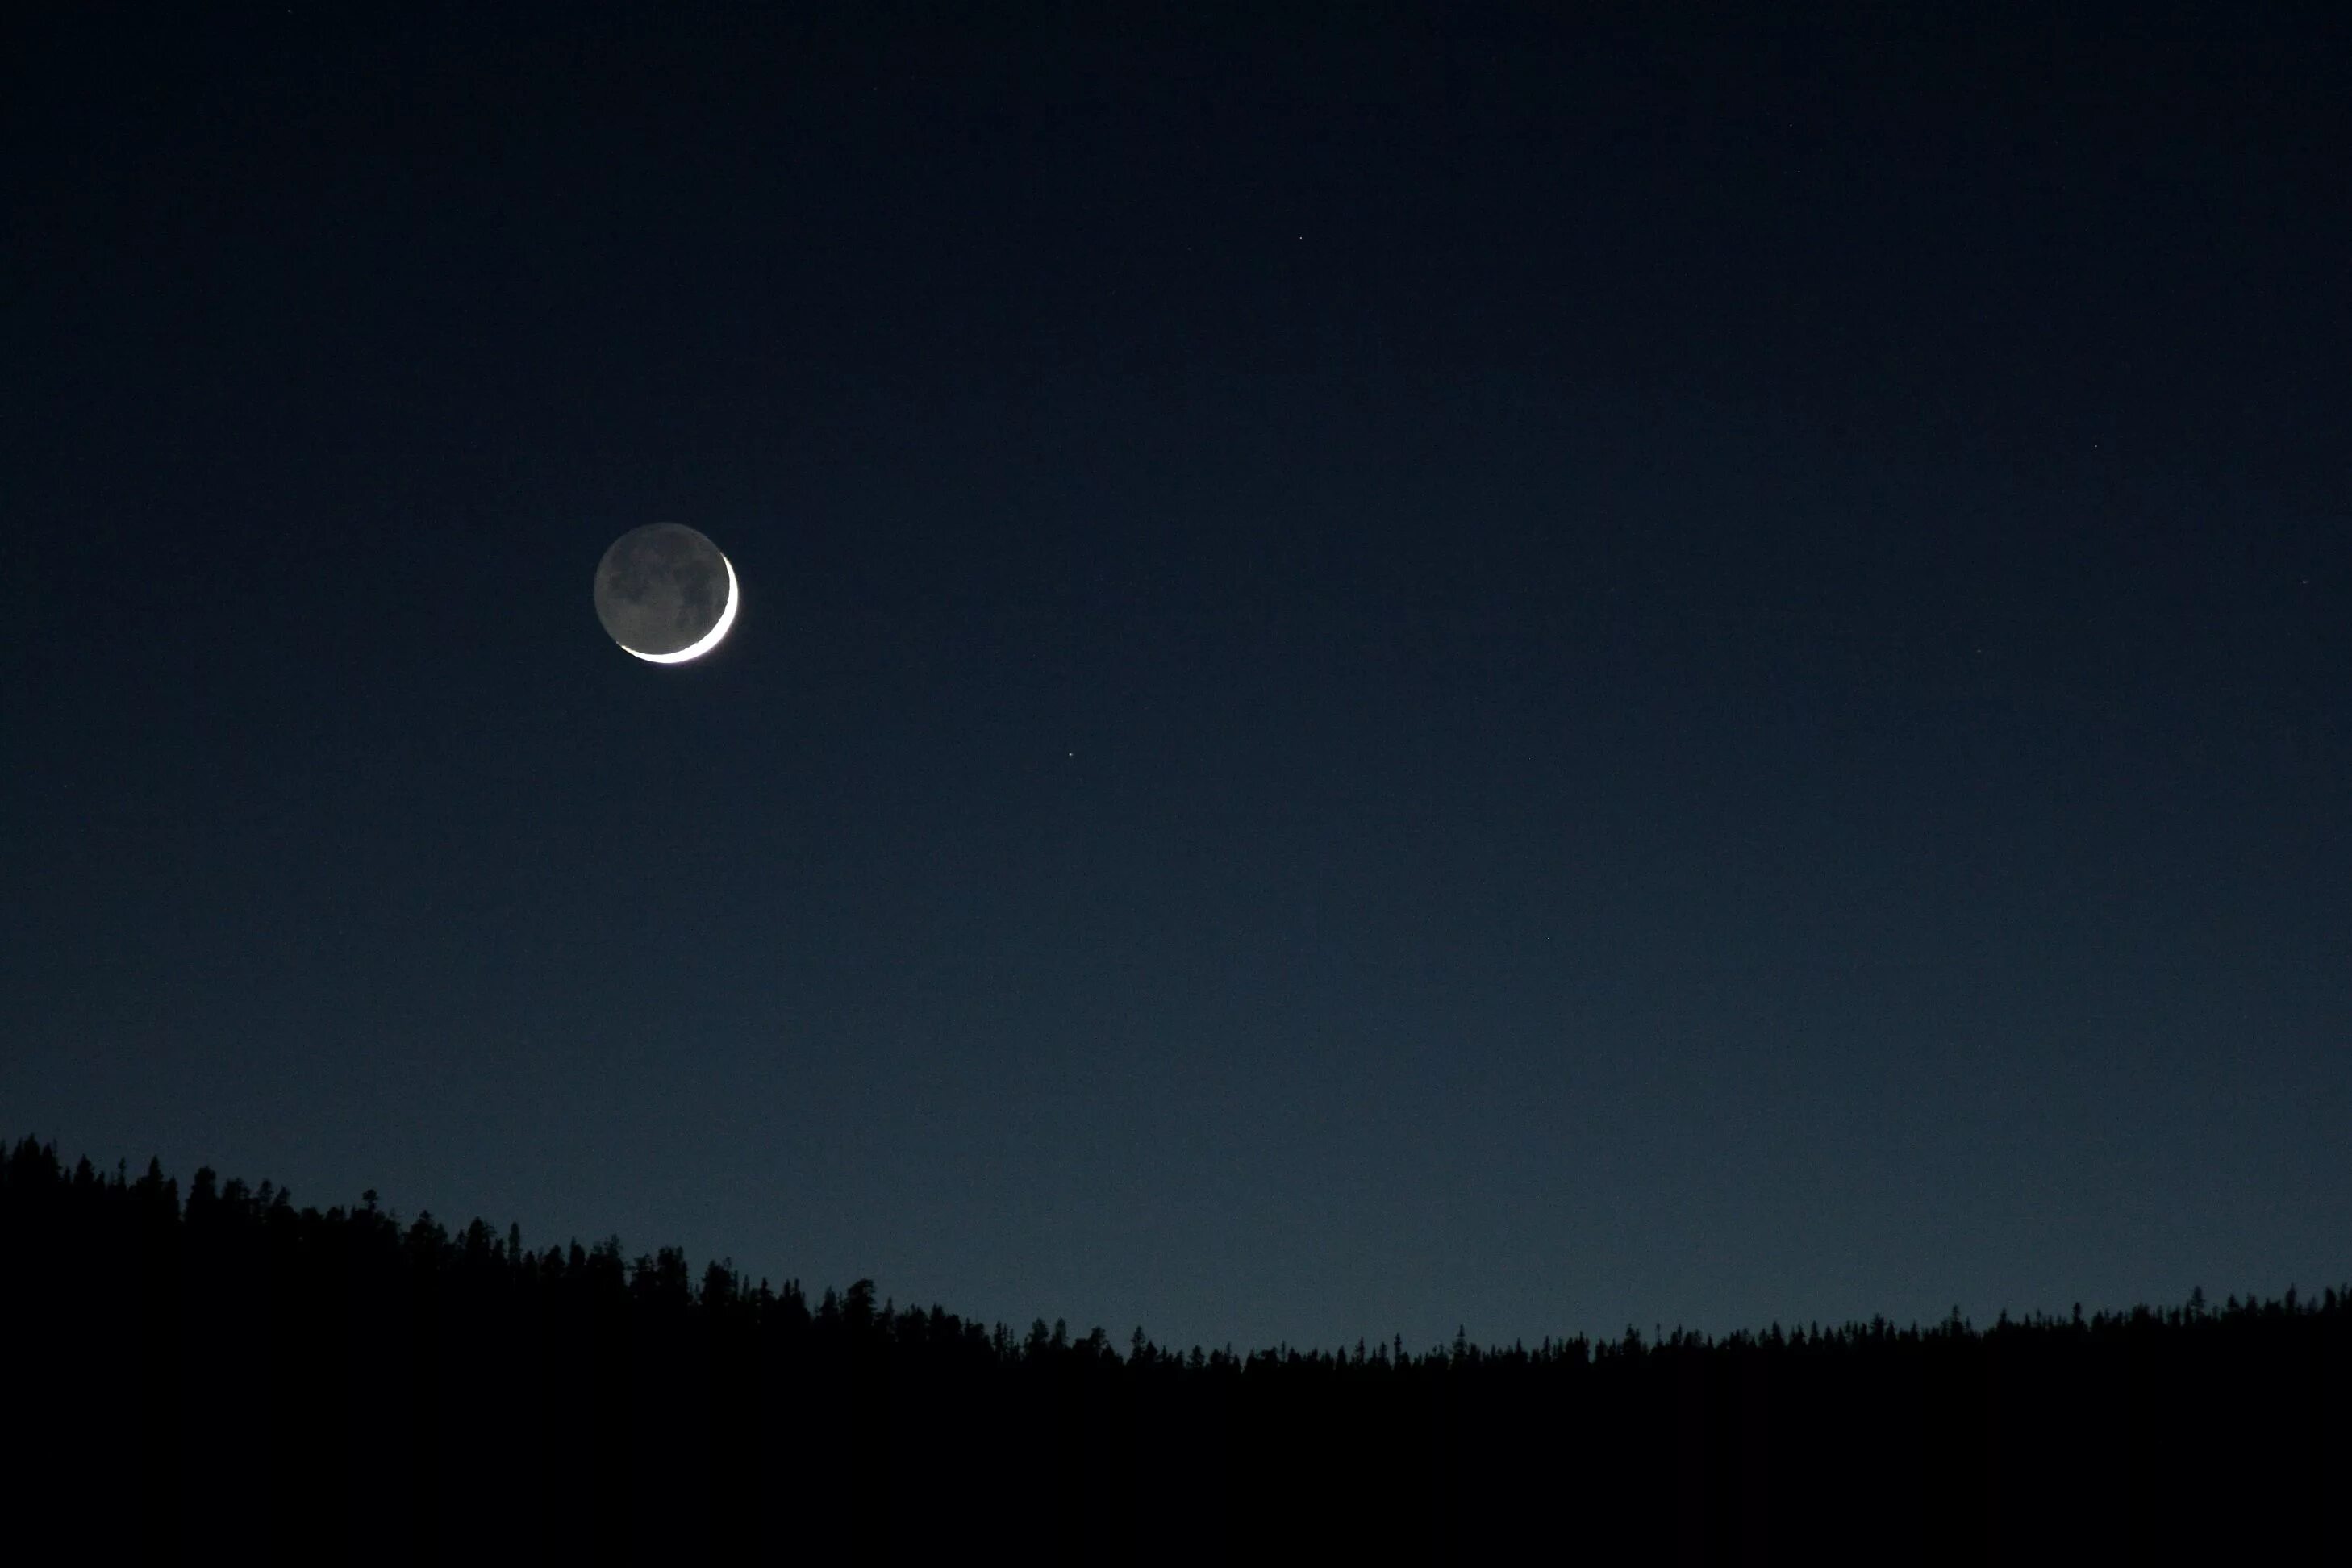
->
[622, 552, 738, 664]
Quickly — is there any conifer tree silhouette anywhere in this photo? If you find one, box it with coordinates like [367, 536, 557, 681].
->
[4, 1133, 2345, 1557]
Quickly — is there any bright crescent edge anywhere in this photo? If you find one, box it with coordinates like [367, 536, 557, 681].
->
[622, 552, 737, 665]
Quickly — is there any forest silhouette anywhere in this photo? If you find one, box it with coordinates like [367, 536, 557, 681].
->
[5, 1133, 2339, 1559]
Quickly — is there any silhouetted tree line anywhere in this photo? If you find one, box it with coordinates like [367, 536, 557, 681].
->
[5, 1135, 2342, 1560]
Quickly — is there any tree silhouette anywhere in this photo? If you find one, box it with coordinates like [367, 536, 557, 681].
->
[2, 1132, 2344, 1558]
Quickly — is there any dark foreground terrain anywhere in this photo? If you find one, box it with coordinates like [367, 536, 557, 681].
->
[5, 1135, 2340, 1560]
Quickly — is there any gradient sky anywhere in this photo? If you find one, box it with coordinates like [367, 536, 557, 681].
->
[6, 6, 2346, 1356]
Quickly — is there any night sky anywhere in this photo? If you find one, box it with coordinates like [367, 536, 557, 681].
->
[6, 7, 2346, 1357]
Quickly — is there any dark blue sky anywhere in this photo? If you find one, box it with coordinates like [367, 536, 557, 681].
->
[6, 6, 2346, 1353]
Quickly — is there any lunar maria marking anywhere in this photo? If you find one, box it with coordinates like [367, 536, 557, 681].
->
[623, 553, 738, 663]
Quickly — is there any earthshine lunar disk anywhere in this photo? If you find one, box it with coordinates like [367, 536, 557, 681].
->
[592, 523, 737, 663]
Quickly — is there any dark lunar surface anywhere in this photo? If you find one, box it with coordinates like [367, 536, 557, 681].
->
[592, 523, 730, 655]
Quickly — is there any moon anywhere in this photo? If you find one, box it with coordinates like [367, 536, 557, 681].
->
[592, 523, 738, 663]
